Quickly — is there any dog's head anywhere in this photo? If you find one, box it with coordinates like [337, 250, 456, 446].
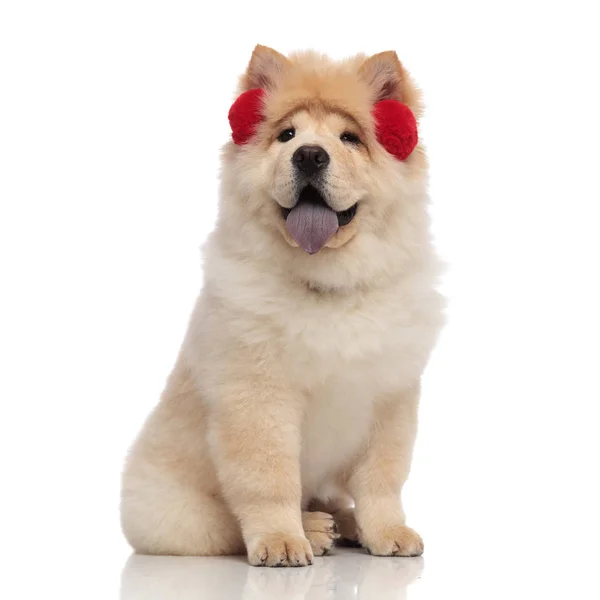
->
[219, 46, 428, 288]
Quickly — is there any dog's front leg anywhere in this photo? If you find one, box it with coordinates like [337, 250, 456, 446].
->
[348, 382, 424, 557]
[209, 369, 311, 567]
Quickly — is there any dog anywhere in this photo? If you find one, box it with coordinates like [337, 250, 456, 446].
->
[120, 45, 445, 567]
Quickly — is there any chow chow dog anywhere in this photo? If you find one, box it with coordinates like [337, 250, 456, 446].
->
[121, 45, 444, 567]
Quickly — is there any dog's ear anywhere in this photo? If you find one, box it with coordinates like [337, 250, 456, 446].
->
[241, 45, 290, 91]
[359, 51, 421, 114]
[360, 51, 403, 102]
[361, 52, 421, 160]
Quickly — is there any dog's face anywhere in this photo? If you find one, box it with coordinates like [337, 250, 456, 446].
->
[219, 46, 427, 287]
[265, 108, 369, 252]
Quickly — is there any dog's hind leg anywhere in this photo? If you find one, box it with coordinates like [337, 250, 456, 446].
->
[121, 358, 245, 556]
[121, 477, 244, 556]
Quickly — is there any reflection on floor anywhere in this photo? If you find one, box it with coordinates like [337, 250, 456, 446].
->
[121, 547, 423, 600]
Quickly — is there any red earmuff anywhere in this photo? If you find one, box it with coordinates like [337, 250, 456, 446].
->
[228, 88, 265, 145]
[228, 88, 418, 160]
[373, 100, 418, 161]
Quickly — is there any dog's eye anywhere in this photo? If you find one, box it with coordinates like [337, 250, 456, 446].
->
[277, 128, 296, 143]
[340, 132, 361, 145]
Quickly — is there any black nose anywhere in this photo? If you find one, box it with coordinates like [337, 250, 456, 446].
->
[292, 145, 330, 176]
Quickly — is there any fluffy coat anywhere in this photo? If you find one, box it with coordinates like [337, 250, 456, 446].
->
[121, 45, 445, 567]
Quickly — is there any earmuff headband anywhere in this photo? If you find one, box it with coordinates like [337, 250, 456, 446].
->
[228, 88, 418, 161]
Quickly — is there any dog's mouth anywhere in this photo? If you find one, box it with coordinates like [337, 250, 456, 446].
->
[281, 186, 358, 255]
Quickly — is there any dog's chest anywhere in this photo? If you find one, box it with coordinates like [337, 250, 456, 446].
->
[300, 375, 374, 494]
[278, 290, 426, 493]
[277, 287, 427, 392]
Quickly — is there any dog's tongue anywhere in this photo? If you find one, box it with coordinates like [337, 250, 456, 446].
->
[286, 202, 339, 255]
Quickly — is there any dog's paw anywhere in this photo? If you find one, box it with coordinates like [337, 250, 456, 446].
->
[333, 507, 360, 544]
[361, 524, 424, 557]
[247, 533, 314, 567]
[302, 511, 339, 556]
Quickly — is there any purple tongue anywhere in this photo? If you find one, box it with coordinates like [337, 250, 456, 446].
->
[286, 202, 339, 255]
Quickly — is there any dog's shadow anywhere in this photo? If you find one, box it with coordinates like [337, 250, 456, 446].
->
[120, 548, 423, 600]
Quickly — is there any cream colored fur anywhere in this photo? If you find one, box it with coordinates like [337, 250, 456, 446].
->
[121, 45, 445, 567]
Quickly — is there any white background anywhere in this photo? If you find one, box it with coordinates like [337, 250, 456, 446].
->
[1, 1, 599, 599]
